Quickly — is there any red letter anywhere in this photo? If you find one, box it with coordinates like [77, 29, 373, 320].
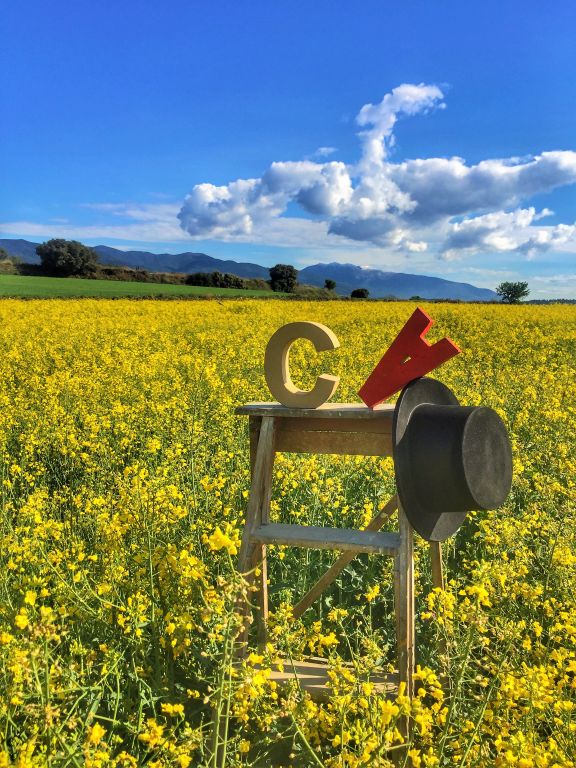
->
[358, 308, 460, 408]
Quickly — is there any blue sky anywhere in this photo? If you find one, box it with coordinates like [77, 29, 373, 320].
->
[2, 0, 576, 298]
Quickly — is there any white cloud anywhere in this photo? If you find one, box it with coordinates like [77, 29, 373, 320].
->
[404, 239, 428, 253]
[532, 273, 576, 283]
[177, 84, 576, 262]
[313, 146, 338, 158]
[178, 84, 444, 245]
[441, 207, 576, 260]
[0, 202, 189, 243]
[4, 83, 576, 294]
[389, 153, 576, 225]
[81, 202, 181, 222]
[355, 83, 444, 171]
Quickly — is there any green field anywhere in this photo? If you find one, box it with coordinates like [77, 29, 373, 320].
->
[0, 273, 276, 298]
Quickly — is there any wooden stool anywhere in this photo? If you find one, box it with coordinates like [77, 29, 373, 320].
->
[236, 402, 445, 700]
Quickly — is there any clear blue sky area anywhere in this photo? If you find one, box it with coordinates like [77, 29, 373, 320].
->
[2, 0, 576, 297]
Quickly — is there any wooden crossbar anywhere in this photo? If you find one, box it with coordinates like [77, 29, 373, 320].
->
[252, 523, 400, 554]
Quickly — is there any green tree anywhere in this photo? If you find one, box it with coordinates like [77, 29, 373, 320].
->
[0, 247, 10, 260]
[324, 278, 336, 291]
[351, 287, 369, 299]
[496, 281, 530, 304]
[36, 239, 98, 277]
[269, 264, 298, 293]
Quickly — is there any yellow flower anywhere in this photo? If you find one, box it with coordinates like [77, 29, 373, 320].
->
[14, 609, 28, 630]
[160, 702, 184, 716]
[138, 719, 165, 748]
[87, 722, 107, 744]
[206, 526, 238, 555]
[364, 584, 380, 602]
[1, 298, 575, 764]
[239, 740, 250, 754]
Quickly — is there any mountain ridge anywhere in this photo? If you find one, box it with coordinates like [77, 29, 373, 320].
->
[0, 238, 497, 301]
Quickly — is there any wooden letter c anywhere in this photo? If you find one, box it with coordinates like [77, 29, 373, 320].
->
[264, 322, 340, 408]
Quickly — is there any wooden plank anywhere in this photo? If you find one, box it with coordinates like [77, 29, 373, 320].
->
[395, 504, 414, 700]
[236, 402, 395, 419]
[293, 495, 398, 618]
[275, 430, 393, 456]
[252, 523, 400, 555]
[277, 415, 393, 434]
[260, 658, 398, 701]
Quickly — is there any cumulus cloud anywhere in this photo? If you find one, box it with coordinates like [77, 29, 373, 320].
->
[389, 153, 576, 224]
[178, 84, 576, 259]
[355, 83, 444, 171]
[441, 207, 576, 260]
[178, 83, 442, 244]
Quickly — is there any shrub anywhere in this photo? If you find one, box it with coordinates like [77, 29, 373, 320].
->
[269, 264, 298, 293]
[36, 239, 98, 277]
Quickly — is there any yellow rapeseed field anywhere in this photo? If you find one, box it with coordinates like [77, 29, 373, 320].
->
[0, 299, 574, 767]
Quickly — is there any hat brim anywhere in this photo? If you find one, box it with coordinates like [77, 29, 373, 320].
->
[393, 377, 468, 542]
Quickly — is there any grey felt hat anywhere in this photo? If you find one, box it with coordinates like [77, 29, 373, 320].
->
[392, 377, 513, 542]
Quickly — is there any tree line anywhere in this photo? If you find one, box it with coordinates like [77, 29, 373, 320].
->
[25, 240, 348, 295]
[1, 239, 532, 302]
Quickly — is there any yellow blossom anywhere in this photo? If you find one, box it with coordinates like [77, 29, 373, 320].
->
[206, 526, 238, 555]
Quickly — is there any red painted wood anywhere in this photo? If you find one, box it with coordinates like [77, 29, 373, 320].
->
[358, 308, 461, 408]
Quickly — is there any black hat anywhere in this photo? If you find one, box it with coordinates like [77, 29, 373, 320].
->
[392, 377, 513, 542]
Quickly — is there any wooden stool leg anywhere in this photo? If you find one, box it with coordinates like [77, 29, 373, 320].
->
[237, 417, 275, 650]
[253, 443, 274, 646]
[395, 504, 414, 698]
[248, 417, 270, 645]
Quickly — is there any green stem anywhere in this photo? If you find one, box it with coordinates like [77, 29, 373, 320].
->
[459, 640, 512, 767]
[438, 618, 476, 758]
[289, 711, 325, 768]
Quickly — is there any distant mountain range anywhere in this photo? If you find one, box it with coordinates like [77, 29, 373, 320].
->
[0, 238, 497, 301]
[298, 262, 496, 302]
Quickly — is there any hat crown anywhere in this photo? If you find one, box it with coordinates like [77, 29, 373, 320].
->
[393, 377, 513, 542]
[405, 404, 512, 515]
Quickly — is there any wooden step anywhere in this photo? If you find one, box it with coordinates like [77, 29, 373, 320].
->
[262, 658, 399, 701]
[252, 523, 400, 555]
